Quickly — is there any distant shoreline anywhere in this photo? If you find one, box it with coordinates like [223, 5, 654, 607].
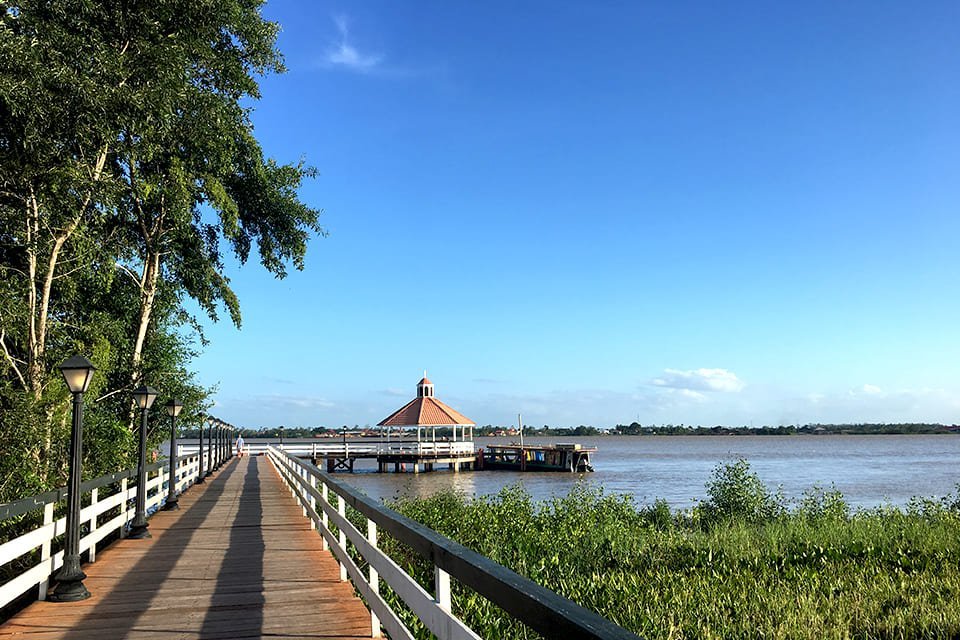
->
[608, 423, 960, 436]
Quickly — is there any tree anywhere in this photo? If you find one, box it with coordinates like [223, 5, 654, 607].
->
[0, 0, 322, 496]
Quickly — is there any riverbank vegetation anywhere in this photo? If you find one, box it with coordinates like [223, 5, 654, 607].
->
[612, 422, 959, 436]
[382, 460, 960, 639]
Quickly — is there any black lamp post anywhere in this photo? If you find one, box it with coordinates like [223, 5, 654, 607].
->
[280, 425, 284, 448]
[129, 385, 158, 539]
[217, 420, 224, 468]
[205, 418, 214, 478]
[219, 425, 225, 464]
[162, 399, 183, 510]
[50, 355, 95, 602]
[215, 422, 222, 468]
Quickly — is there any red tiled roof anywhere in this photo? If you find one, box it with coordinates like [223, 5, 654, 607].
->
[418, 377, 433, 386]
[378, 396, 475, 427]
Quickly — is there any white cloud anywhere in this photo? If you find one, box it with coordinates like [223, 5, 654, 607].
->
[325, 15, 382, 72]
[651, 368, 745, 393]
[789, 386, 960, 425]
[678, 389, 707, 401]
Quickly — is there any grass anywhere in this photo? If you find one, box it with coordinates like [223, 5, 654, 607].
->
[379, 460, 960, 639]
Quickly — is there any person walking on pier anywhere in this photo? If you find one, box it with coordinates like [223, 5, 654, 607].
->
[236, 434, 245, 458]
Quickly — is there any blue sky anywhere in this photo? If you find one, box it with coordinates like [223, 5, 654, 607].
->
[195, 1, 960, 428]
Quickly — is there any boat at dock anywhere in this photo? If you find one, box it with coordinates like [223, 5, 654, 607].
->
[477, 443, 596, 472]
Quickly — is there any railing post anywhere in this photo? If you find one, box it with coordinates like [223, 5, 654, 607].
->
[37, 501, 54, 600]
[88, 487, 98, 563]
[119, 477, 129, 538]
[320, 483, 330, 550]
[435, 566, 452, 612]
[299, 467, 308, 517]
[337, 495, 347, 581]
[368, 519, 381, 637]
[290, 462, 296, 497]
[308, 473, 317, 530]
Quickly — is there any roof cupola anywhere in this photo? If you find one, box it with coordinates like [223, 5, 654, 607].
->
[417, 373, 434, 398]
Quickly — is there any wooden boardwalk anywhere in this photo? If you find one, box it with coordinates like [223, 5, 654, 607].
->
[0, 456, 372, 639]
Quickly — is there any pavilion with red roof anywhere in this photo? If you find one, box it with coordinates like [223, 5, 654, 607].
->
[378, 376, 475, 444]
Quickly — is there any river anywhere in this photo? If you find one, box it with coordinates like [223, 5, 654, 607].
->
[212, 434, 960, 510]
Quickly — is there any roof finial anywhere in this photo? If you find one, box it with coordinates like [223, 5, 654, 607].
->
[424, 369, 427, 379]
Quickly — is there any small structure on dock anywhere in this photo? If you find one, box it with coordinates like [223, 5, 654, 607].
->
[478, 443, 596, 472]
[370, 376, 477, 473]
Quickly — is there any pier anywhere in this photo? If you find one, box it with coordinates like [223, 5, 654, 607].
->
[0, 445, 638, 639]
[212, 440, 478, 473]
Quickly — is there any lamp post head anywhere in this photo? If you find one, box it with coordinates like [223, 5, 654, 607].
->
[59, 355, 96, 394]
[164, 398, 183, 417]
[132, 385, 158, 410]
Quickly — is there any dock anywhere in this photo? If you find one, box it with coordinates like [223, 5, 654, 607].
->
[190, 440, 479, 474]
[315, 441, 476, 473]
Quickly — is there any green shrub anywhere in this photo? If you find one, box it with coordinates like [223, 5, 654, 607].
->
[798, 485, 849, 522]
[639, 498, 674, 530]
[697, 458, 784, 527]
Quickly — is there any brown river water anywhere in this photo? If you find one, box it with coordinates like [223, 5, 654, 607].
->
[208, 434, 960, 509]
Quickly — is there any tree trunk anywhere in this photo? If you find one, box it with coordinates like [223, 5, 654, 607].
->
[22, 148, 109, 483]
[131, 248, 161, 384]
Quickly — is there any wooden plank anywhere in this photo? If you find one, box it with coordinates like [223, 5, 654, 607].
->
[0, 456, 371, 640]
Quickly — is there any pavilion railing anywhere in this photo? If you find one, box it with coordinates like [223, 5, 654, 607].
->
[185, 440, 477, 459]
[267, 446, 640, 640]
[0, 447, 218, 611]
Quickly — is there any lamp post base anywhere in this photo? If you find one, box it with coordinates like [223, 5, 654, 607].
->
[50, 556, 90, 602]
[127, 522, 151, 539]
[162, 497, 179, 510]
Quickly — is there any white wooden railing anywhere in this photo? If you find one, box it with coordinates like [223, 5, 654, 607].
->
[183, 440, 476, 458]
[267, 446, 639, 640]
[0, 450, 212, 610]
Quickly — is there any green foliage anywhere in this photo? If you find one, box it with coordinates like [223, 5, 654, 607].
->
[696, 458, 785, 527]
[798, 485, 850, 522]
[382, 464, 960, 639]
[612, 422, 960, 435]
[639, 498, 674, 531]
[0, 0, 320, 502]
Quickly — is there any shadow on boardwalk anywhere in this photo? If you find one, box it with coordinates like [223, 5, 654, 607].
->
[197, 457, 265, 638]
